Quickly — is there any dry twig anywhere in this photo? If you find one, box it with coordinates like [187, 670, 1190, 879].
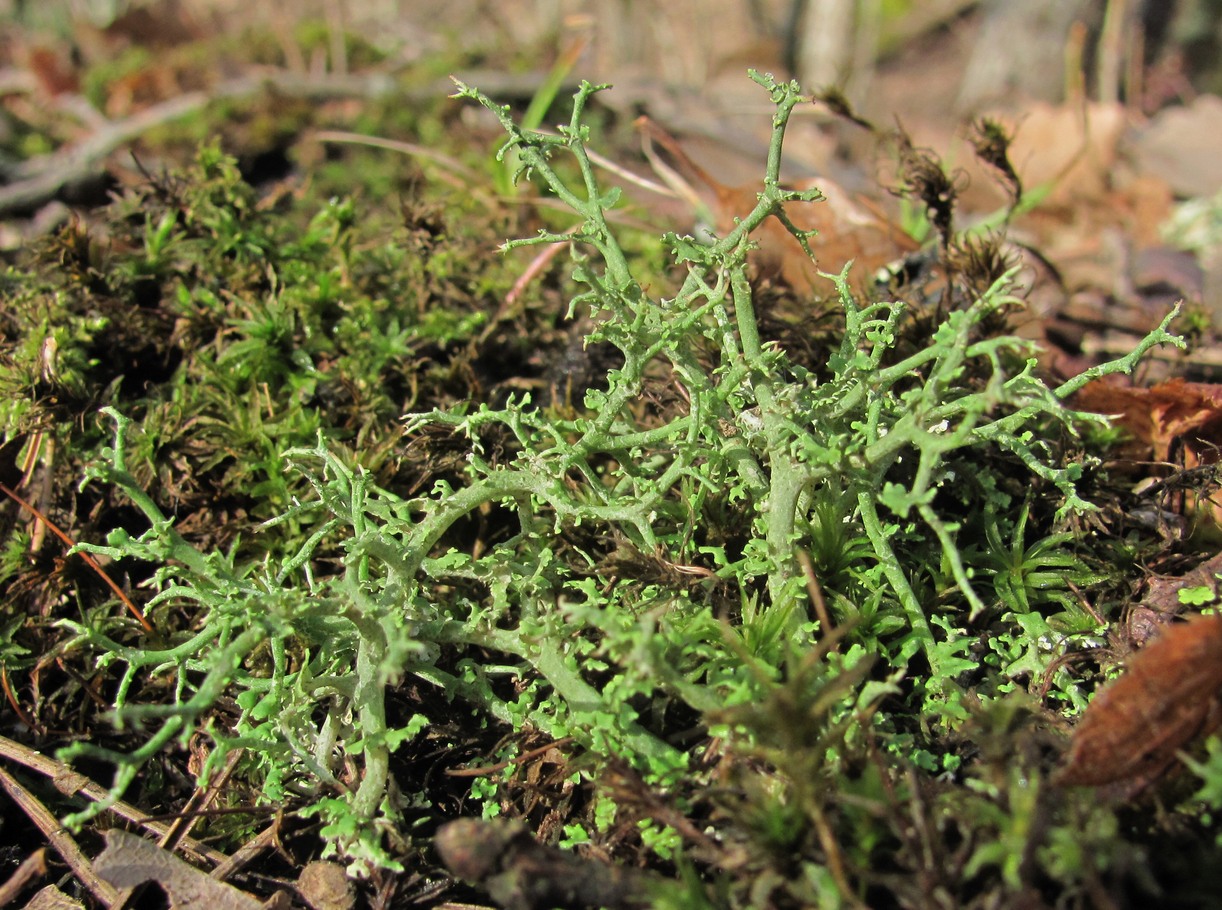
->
[0, 766, 118, 907]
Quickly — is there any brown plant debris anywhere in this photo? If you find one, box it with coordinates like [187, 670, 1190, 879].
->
[434, 818, 660, 910]
[93, 829, 267, 910]
[1056, 613, 1222, 789]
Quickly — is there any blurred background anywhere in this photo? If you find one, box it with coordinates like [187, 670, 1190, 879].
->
[5, 0, 1221, 110]
[2, 0, 1221, 340]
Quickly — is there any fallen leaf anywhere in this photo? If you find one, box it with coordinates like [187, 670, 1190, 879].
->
[25, 46, 80, 98]
[1127, 550, 1222, 646]
[1056, 613, 1222, 789]
[964, 101, 1127, 215]
[1072, 378, 1222, 461]
[1128, 95, 1222, 199]
[637, 116, 917, 295]
[93, 829, 264, 910]
[24, 885, 84, 910]
[1072, 377, 1222, 532]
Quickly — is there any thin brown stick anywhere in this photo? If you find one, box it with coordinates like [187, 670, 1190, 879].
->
[796, 549, 836, 642]
[0, 766, 118, 907]
[0, 664, 37, 732]
[209, 815, 284, 883]
[582, 145, 677, 198]
[808, 795, 868, 910]
[109, 748, 248, 909]
[310, 130, 478, 185]
[158, 748, 245, 854]
[0, 65, 601, 216]
[0, 847, 47, 906]
[634, 116, 717, 223]
[140, 805, 278, 825]
[0, 483, 151, 632]
[18, 429, 48, 553]
[1096, 0, 1130, 106]
[0, 734, 227, 867]
[504, 238, 568, 307]
[54, 656, 111, 708]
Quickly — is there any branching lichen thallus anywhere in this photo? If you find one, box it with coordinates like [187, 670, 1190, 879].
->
[59, 72, 1181, 871]
[442, 71, 1180, 680]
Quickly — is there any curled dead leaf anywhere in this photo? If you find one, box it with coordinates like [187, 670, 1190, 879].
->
[1072, 378, 1222, 533]
[1072, 378, 1222, 463]
[1056, 613, 1222, 789]
[93, 829, 265, 910]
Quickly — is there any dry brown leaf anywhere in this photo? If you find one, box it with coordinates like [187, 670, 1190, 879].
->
[637, 116, 917, 295]
[979, 101, 1127, 213]
[24, 46, 80, 98]
[748, 177, 920, 296]
[957, 99, 1175, 273]
[23, 884, 85, 910]
[1056, 614, 1222, 789]
[1074, 378, 1222, 534]
[1073, 378, 1222, 461]
[93, 829, 265, 910]
[1127, 551, 1222, 646]
[1128, 95, 1222, 199]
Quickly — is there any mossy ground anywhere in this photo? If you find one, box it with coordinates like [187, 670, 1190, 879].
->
[2, 14, 1222, 910]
